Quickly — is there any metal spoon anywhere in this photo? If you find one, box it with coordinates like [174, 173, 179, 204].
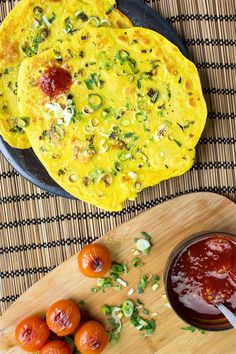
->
[216, 303, 236, 329]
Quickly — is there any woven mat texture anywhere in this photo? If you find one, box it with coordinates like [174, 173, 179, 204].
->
[0, 0, 235, 316]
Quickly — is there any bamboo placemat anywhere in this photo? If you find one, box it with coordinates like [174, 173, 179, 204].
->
[0, 0, 235, 316]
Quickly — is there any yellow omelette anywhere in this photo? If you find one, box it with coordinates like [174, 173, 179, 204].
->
[18, 27, 207, 210]
[0, 0, 132, 148]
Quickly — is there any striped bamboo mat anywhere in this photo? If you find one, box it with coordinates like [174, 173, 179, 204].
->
[0, 0, 235, 316]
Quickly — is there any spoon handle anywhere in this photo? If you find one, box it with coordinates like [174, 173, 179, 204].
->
[216, 303, 236, 329]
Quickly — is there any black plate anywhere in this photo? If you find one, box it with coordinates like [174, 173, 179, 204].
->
[0, 0, 188, 199]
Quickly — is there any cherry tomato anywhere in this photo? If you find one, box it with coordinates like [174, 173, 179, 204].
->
[15, 316, 49, 352]
[46, 300, 81, 336]
[39, 340, 72, 354]
[77, 244, 111, 278]
[75, 320, 108, 354]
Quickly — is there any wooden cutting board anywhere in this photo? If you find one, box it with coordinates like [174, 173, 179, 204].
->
[1, 192, 236, 354]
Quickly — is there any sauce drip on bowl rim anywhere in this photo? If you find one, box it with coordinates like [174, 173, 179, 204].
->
[39, 67, 72, 98]
[167, 234, 236, 324]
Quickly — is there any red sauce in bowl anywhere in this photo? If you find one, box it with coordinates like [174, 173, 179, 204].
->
[167, 234, 236, 327]
[39, 67, 72, 98]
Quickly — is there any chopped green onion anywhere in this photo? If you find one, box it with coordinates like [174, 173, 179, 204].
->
[118, 152, 132, 161]
[114, 283, 122, 291]
[53, 50, 62, 61]
[147, 88, 159, 103]
[111, 262, 128, 277]
[64, 17, 74, 34]
[122, 300, 134, 317]
[141, 231, 151, 241]
[91, 287, 99, 293]
[138, 275, 150, 294]
[99, 19, 111, 27]
[102, 304, 112, 316]
[87, 16, 100, 27]
[136, 239, 150, 253]
[42, 15, 52, 27]
[116, 277, 127, 287]
[132, 258, 143, 268]
[128, 58, 139, 74]
[128, 288, 135, 296]
[135, 112, 146, 122]
[75, 11, 88, 22]
[152, 283, 160, 291]
[33, 6, 43, 20]
[84, 73, 103, 90]
[54, 124, 64, 139]
[39, 28, 49, 39]
[88, 93, 103, 111]
[181, 325, 205, 334]
[143, 308, 149, 315]
[78, 300, 85, 307]
[116, 50, 129, 63]
[152, 274, 160, 291]
[173, 139, 182, 147]
[90, 168, 105, 183]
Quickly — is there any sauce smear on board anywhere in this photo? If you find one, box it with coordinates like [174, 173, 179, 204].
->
[169, 235, 236, 321]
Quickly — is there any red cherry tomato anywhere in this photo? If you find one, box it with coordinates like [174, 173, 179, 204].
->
[75, 320, 108, 354]
[39, 340, 72, 354]
[46, 300, 81, 336]
[15, 316, 49, 352]
[77, 244, 111, 278]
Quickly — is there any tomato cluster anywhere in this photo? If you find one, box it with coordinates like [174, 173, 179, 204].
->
[15, 301, 107, 353]
[15, 244, 111, 353]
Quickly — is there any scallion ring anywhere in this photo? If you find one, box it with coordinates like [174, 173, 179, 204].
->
[88, 93, 103, 111]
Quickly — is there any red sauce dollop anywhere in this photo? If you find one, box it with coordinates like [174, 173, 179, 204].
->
[168, 234, 236, 321]
[39, 67, 72, 98]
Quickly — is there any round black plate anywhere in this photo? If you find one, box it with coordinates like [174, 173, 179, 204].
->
[0, 0, 188, 198]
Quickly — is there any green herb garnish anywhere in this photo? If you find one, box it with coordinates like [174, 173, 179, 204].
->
[152, 275, 160, 291]
[105, 4, 116, 15]
[143, 308, 150, 316]
[64, 17, 75, 34]
[116, 50, 139, 74]
[75, 11, 88, 22]
[147, 88, 159, 103]
[91, 277, 113, 293]
[84, 73, 104, 90]
[88, 93, 103, 111]
[181, 325, 206, 334]
[138, 275, 150, 294]
[132, 257, 143, 268]
[122, 300, 134, 318]
[7, 81, 18, 95]
[130, 307, 156, 337]
[141, 231, 151, 241]
[10, 117, 30, 134]
[90, 168, 105, 183]
[111, 262, 128, 279]
[102, 304, 113, 316]
[135, 232, 152, 255]
[173, 139, 182, 147]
